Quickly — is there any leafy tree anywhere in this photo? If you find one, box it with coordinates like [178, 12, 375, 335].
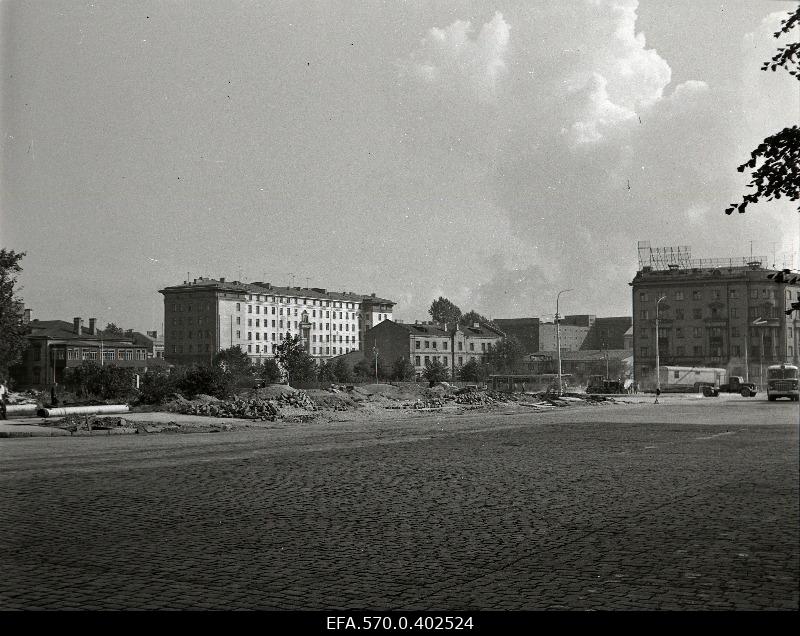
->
[726, 7, 799, 215]
[459, 310, 494, 327]
[256, 358, 283, 385]
[428, 296, 462, 326]
[423, 358, 449, 384]
[333, 358, 353, 383]
[317, 360, 336, 382]
[0, 249, 27, 377]
[213, 346, 252, 375]
[486, 337, 525, 373]
[176, 364, 235, 399]
[63, 361, 137, 400]
[102, 323, 124, 336]
[275, 333, 316, 384]
[392, 356, 415, 381]
[137, 368, 178, 404]
[353, 358, 373, 381]
[458, 358, 484, 382]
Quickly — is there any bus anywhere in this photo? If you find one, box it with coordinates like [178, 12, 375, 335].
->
[767, 364, 799, 401]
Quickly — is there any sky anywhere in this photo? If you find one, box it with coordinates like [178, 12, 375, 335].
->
[1, 0, 798, 333]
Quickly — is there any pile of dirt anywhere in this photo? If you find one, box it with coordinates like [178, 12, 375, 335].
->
[163, 390, 316, 420]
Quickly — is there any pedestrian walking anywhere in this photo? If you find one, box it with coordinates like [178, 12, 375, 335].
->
[0, 379, 8, 420]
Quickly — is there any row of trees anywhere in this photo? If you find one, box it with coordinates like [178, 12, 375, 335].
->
[427, 297, 494, 328]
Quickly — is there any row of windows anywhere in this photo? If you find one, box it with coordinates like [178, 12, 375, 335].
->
[246, 294, 358, 309]
[640, 288, 787, 303]
[641, 325, 785, 339]
[413, 340, 488, 352]
[640, 344, 793, 358]
[242, 318, 355, 331]
[639, 305, 782, 320]
[63, 348, 146, 361]
[414, 355, 478, 367]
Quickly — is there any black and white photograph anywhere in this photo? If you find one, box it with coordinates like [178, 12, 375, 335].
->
[1, 0, 798, 626]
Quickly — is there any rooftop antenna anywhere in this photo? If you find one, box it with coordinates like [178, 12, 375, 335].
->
[306, 277, 310, 288]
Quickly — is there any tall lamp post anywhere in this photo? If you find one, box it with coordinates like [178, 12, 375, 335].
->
[752, 317, 768, 386]
[655, 296, 667, 403]
[556, 289, 573, 396]
[373, 346, 379, 384]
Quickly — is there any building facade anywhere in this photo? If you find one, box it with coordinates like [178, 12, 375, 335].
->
[159, 277, 394, 366]
[494, 315, 631, 354]
[630, 260, 800, 387]
[363, 320, 504, 380]
[12, 316, 156, 387]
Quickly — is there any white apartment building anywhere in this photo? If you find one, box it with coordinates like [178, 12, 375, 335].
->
[160, 277, 395, 365]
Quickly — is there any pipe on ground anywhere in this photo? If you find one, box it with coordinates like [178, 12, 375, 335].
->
[37, 405, 130, 418]
[5, 404, 39, 416]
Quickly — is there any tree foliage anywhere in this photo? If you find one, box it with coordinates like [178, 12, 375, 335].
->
[352, 358, 373, 381]
[726, 6, 800, 215]
[428, 297, 462, 326]
[255, 358, 283, 385]
[102, 323, 124, 336]
[274, 333, 316, 384]
[423, 358, 449, 384]
[0, 249, 27, 377]
[457, 358, 484, 382]
[485, 337, 525, 373]
[459, 310, 494, 328]
[63, 361, 138, 400]
[392, 356, 415, 381]
[213, 346, 252, 375]
[333, 358, 353, 382]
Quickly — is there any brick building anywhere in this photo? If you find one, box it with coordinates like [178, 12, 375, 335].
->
[494, 315, 631, 354]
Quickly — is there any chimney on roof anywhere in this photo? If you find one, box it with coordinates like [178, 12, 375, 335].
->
[73, 317, 82, 334]
[23, 308, 31, 324]
[147, 330, 157, 338]
[89, 318, 97, 335]
[220, 277, 226, 283]
[371, 292, 376, 298]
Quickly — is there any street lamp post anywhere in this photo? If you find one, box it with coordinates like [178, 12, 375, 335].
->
[373, 346, 379, 384]
[655, 296, 667, 403]
[556, 289, 573, 396]
[752, 317, 768, 386]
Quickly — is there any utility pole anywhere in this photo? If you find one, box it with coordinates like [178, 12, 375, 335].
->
[373, 346, 379, 384]
[655, 296, 666, 403]
[556, 289, 572, 396]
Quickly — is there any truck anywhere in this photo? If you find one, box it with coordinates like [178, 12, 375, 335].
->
[586, 375, 624, 394]
[701, 376, 758, 398]
[654, 366, 727, 393]
[767, 363, 799, 401]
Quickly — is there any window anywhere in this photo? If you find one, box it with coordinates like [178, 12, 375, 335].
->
[425, 340, 430, 348]
[712, 289, 721, 300]
[255, 345, 260, 353]
[676, 345, 685, 356]
[750, 289, 758, 299]
[247, 344, 252, 353]
[674, 291, 684, 301]
[693, 327, 702, 338]
[675, 309, 684, 320]
[248, 319, 252, 327]
[469, 343, 475, 351]
[416, 341, 421, 349]
[692, 290, 701, 300]
[731, 308, 738, 319]
[247, 332, 252, 340]
[731, 327, 740, 338]
[424, 356, 430, 364]
[729, 289, 738, 299]
[640, 309, 649, 320]
[432, 341, 437, 349]
[443, 358, 448, 366]
[458, 356, 463, 366]
[693, 345, 702, 355]
[236, 330, 241, 339]
[458, 342, 463, 351]
[236, 316, 241, 325]
[676, 328, 683, 338]
[481, 343, 486, 352]
[693, 308, 702, 319]
[443, 341, 448, 350]
[640, 292, 649, 302]
[640, 346, 649, 356]
[732, 345, 741, 356]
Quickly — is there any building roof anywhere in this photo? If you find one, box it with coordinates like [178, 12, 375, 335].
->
[386, 320, 503, 338]
[159, 277, 395, 306]
[26, 320, 141, 346]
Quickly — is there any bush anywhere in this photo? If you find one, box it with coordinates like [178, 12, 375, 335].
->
[137, 368, 178, 404]
[176, 364, 235, 399]
[256, 358, 284, 385]
[63, 361, 137, 401]
[333, 358, 353, 383]
[458, 358, 484, 382]
[423, 359, 449, 385]
[392, 356, 415, 381]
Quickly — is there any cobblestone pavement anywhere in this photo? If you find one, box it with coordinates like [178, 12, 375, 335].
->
[1, 399, 797, 610]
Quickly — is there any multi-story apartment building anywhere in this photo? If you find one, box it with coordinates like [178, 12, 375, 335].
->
[363, 320, 504, 380]
[159, 277, 394, 365]
[630, 255, 800, 387]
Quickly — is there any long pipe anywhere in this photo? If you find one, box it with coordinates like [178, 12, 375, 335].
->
[5, 404, 39, 416]
[37, 405, 130, 418]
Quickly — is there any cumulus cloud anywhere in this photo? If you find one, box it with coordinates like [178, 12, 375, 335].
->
[404, 11, 510, 103]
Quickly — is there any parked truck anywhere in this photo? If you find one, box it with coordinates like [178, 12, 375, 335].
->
[701, 376, 758, 398]
[586, 375, 624, 394]
[654, 366, 727, 393]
